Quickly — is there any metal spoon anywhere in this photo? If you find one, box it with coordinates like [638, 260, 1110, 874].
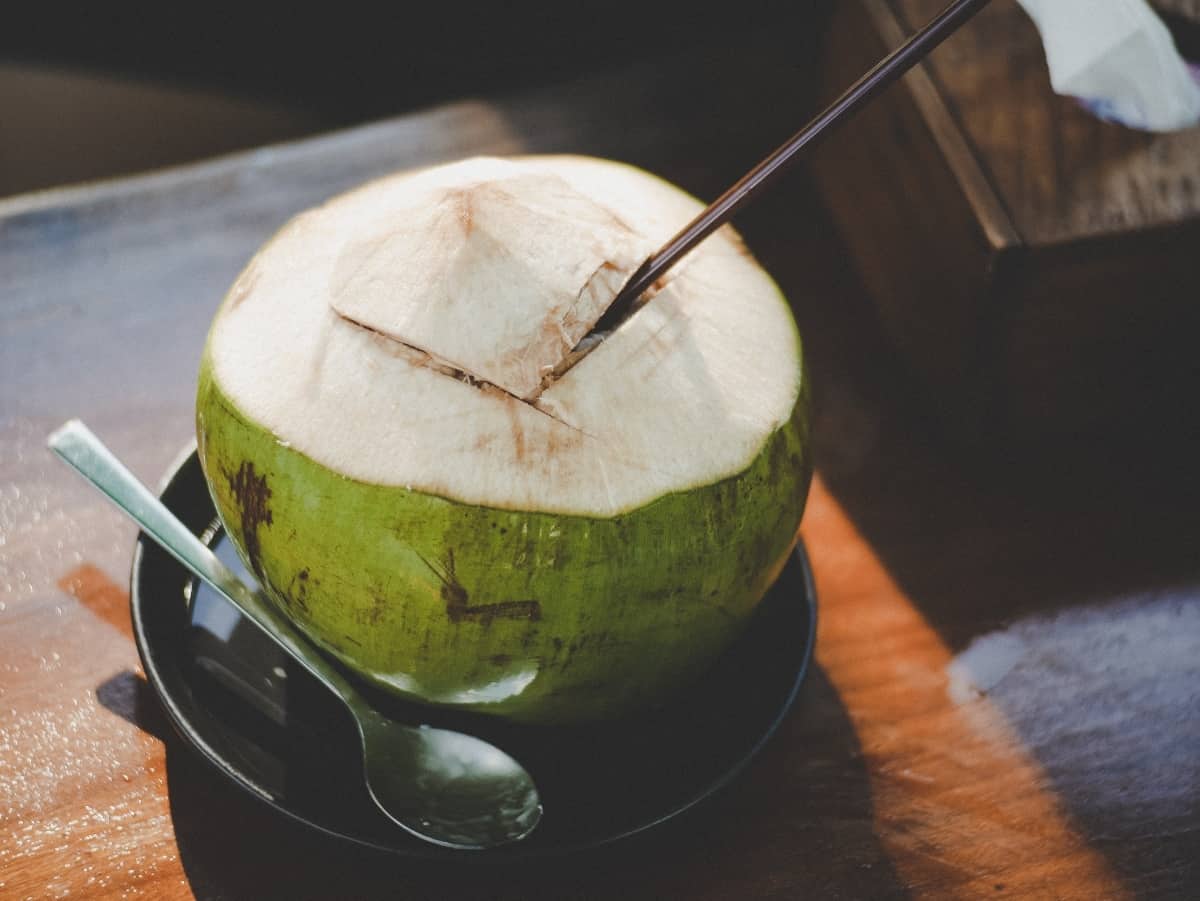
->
[48, 419, 542, 851]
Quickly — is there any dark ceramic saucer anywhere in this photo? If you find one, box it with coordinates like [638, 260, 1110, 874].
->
[130, 449, 816, 860]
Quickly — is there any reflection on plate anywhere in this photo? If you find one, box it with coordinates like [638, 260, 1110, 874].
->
[130, 451, 816, 860]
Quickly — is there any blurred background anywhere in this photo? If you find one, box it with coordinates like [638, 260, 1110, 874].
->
[0, 1, 834, 198]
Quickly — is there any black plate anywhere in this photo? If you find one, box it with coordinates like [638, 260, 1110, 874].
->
[130, 449, 817, 860]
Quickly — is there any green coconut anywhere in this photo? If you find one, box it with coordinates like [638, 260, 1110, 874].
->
[196, 154, 811, 724]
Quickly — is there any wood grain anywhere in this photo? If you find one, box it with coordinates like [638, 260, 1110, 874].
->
[810, 0, 1013, 435]
[57, 564, 133, 640]
[810, 0, 1200, 456]
[895, 0, 1200, 245]
[805, 477, 1127, 899]
[3, 22, 1199, 899]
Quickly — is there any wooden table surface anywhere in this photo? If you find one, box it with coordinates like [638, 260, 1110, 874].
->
[3, 28, 1199, 901]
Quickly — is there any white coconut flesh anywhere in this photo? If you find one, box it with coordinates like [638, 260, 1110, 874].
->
[207, 155, 802, 517]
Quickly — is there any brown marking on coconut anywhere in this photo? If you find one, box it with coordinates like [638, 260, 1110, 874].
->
[225, 461, 272, 579]
[283, 567, 311, 614]
[721, 226, 757, 261]
[458, 599, 542, 625]
[419, 548, 542, 624]
[472, 431, 498, 452]
[355, 595, 387, 627]
[536, 421, 585, 480]
[504, 398, 528, 464]
[448, 187, 475, 236]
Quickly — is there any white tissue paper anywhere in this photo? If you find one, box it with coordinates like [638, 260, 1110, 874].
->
[1016, 0, 1200, 132]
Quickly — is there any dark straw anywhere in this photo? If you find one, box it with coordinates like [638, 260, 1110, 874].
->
[597, 0, 992, 327]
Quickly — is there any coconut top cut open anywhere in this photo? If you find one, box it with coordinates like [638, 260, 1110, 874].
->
[205, 155, 803, 517]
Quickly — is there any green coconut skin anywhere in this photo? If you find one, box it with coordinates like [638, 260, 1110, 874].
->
[196, 335, 810, 725]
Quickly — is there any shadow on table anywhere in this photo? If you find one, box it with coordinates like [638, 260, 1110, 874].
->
[164, 667, 909, 900]
[95, 668, 170, 741]
[743, 171, 1200, 897]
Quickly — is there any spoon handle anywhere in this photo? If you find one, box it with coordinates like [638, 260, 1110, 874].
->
[48, 419, 359, 706]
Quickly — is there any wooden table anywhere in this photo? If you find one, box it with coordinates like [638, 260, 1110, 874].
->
[3, 29, 1199, 900]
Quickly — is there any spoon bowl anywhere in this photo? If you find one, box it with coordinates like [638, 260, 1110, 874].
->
[48, 419, 542, 851]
